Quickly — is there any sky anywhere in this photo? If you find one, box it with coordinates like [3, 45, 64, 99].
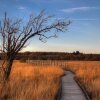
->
[0, 0, 100, 53]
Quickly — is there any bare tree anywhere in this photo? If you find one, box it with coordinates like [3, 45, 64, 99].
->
[0, 11, 70, 80]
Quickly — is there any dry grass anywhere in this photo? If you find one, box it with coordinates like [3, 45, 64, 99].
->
[0, 61, 64, 100]
[0, 60, 100, 100]
[62, 61, 100, 100]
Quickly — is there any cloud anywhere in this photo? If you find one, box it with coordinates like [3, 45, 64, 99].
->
[61, 7, 100, 13]
[18, 6, 26, 10]
[50, 17, 100, 21]
[71, 18, 100, 21]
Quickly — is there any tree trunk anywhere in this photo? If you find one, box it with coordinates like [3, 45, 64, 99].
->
[4, 58, 14, 80]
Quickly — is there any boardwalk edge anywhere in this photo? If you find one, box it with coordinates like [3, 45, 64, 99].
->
[57, 79, 62, 100]
[57, 73, 65, 100]
[74, 77, 91, 100]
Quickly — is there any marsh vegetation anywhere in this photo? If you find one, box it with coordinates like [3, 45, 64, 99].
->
[0, 60, 100, 100]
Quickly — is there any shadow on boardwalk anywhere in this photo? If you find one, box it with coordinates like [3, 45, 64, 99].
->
[60, 71, 87, 100]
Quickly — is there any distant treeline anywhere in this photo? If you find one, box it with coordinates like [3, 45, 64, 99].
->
[1, 51, 100, 61]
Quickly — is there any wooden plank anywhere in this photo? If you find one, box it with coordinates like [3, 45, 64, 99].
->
[60, 71, 87, 100]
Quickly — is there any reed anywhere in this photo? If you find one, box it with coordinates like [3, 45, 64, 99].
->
[0, 61, 64, 100]
[63, 61, 100, 100]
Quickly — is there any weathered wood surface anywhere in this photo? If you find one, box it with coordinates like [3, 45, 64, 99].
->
[60, 71, 87, 100]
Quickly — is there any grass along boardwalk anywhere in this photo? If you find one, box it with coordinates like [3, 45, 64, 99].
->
[60, 71, 87, 100]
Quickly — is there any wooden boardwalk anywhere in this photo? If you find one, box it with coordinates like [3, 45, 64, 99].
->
[60, 71, 87, 100]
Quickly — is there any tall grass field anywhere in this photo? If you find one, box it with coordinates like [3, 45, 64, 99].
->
[0, 60, 100, 100]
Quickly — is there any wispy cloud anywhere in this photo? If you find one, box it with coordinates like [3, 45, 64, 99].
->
[18, 6, 26, 10]
[71, 18, 100, 21]
[51, 17, 100, 21]
[61, 7, 100, 13]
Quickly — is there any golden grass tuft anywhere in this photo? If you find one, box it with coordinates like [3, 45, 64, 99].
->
[62, 61, 100, 100]
[0, 61, 64, 100]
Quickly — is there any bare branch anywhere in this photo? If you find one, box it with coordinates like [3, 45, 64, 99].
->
[0, 11, 70, 80]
